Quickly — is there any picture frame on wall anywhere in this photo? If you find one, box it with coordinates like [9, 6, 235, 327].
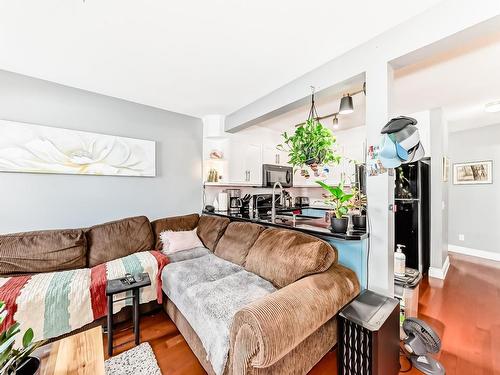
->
[0, 120, 156, 177]
[453, 160, 493, 185]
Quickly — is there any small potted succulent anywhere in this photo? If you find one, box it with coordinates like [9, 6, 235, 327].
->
[277, 119, 341, 178]
[349, 186, 367, 230]
[0, 301, 44, 375]
[316, 180, 353, 233]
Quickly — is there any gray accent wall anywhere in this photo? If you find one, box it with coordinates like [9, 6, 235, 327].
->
[0, 70, 202, 234]
[448, 123, 500, 254]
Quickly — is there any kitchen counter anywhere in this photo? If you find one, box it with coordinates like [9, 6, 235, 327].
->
[203, 209, 369, 241]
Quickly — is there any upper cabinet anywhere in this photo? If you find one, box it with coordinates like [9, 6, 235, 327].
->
[262, 145, 288, 166]
[227, 141, 262, 185]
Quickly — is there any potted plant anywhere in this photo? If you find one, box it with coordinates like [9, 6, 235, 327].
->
[277, 119, 341, 177]
[316, 180, 353, 233]
[0, 301, 44, 375]
[349, 186, 367, 230]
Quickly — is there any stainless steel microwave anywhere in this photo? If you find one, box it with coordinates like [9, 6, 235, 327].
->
[262, 164, 293, 188]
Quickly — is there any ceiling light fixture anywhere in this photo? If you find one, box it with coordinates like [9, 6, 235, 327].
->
[339, 94, 354, 115]
[293, 83, 365, 128]
[485, 100, 500, 113]
[332, 115, 339, 129]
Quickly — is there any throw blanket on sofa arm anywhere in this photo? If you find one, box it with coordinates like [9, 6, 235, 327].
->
[0, 250, 168, 342]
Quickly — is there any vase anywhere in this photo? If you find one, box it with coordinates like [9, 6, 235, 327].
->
[352, 214, 367, 230]
[331, 217, 349, 233]
[16, 357, 40, 375]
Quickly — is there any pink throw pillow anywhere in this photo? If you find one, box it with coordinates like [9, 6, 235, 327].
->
[159, 228, 204, 254]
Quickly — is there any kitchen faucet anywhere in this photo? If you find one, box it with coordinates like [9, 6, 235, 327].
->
[254, 195, 266, 219]
[271, 181, 284, 223]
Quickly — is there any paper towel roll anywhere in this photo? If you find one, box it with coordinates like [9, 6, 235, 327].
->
[218, 192, 228, 212]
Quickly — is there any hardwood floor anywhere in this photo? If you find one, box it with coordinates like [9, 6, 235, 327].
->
[104, 253, 500, 374]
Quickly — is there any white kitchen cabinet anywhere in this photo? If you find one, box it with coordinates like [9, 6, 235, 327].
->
[228, 141, 262, 184]
[262, 144, 288, 166]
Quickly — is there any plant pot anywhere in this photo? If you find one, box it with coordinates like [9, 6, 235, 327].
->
[331, 216, 349, 233]
[16, 357, 40, 375]
[352, 214, 367, 230]
[305, 158, 318, 166]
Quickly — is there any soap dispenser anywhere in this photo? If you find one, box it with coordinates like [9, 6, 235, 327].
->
[394, 244, 406, 277]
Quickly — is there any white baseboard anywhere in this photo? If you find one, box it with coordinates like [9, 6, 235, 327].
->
[448, 245, 500, 262]
[428, 256, 450, 280]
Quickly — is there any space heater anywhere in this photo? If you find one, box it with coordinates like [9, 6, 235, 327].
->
[338, 290, 400, 375]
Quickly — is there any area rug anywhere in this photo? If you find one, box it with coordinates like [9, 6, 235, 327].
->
[105, 342, 162, 375]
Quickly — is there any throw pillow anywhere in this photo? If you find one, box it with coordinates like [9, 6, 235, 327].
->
[160, 228, 204, 254]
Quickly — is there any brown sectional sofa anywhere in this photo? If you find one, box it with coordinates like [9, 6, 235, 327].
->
[159, 215, 360, 375]
[0, 213, 360, 374]
[0, 215, 162, 339]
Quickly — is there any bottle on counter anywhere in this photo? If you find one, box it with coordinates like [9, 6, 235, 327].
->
[394, 244, 406, 277]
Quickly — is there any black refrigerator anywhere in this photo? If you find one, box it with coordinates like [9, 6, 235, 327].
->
[394, 159, 430, 274]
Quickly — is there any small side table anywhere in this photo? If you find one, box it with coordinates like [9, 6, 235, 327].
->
[106, 272, 151, 356]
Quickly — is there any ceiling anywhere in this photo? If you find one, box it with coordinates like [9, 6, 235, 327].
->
[393, 30, 500, 132]
[255, 30, 500, 135]
[0, 0, 442, 117]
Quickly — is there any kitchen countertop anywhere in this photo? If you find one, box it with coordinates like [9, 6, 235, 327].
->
[203, 209, 369, 241]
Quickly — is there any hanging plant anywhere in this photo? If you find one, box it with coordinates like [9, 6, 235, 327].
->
[277, 89, 341, 175]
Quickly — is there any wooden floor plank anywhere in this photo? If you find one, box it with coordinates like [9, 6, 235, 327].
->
[103, 253, 500, 374]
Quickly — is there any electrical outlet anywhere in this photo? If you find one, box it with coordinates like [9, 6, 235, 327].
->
[459, 234, 465, 241]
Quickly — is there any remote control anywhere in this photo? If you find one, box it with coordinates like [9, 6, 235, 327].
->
[124, 273, 136, 284]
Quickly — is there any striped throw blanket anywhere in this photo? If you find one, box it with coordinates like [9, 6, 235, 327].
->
[0, 250, 168, 342]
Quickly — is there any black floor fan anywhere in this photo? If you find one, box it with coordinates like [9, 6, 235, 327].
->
[402, 318, 445, 375]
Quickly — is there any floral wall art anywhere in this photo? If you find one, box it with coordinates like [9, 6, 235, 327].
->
[0, 120, 156, 177]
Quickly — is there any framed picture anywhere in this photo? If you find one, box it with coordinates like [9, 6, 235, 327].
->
[0, 120, 156, 177]
[453, 160, 493, 185]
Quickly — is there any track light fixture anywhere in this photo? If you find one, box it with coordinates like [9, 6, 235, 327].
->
[293, 83, 365, 128]
[332, 115, 339, 129]
[339, 94, 354, 115]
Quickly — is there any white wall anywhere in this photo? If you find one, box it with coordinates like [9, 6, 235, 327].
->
[448, 123, 500, 257]
[429, 109, 449, 274]
[0, 70, 203, 234]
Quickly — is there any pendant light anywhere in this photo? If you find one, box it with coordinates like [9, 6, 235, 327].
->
[332, 115, 339, 129]
[339, 94, 354, 115]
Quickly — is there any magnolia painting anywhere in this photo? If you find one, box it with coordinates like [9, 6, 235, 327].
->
[0, 120, 156, 177]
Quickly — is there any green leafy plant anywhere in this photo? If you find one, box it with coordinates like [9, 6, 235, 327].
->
[0, 301, 44, 374]
[316, 180, 354, 219]
[349, 186, 367, 215]
[277, 119, 341, 171]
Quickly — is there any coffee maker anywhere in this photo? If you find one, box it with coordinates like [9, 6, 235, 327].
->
[226, 189, 243, 214]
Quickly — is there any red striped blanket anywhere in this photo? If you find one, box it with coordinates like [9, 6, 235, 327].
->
[0, 250, 168, 342]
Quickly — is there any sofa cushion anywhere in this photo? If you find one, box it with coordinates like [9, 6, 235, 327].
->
[162, 253, 276, 375]
[86, 216, 154, 267]
[160, 229, 204, 254]
[0, 229, 87, 276]
[151, 213, 200, 250]
[166, 247, 211, 263]
[215, 222, 265, 266]
[244, 228, 337, 288]
[196, 215, 230, 252]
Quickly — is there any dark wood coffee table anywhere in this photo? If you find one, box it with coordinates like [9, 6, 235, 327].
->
[106, 272, 151, 356]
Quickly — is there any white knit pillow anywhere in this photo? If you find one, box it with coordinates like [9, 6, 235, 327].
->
[159, 228, 204, 254]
